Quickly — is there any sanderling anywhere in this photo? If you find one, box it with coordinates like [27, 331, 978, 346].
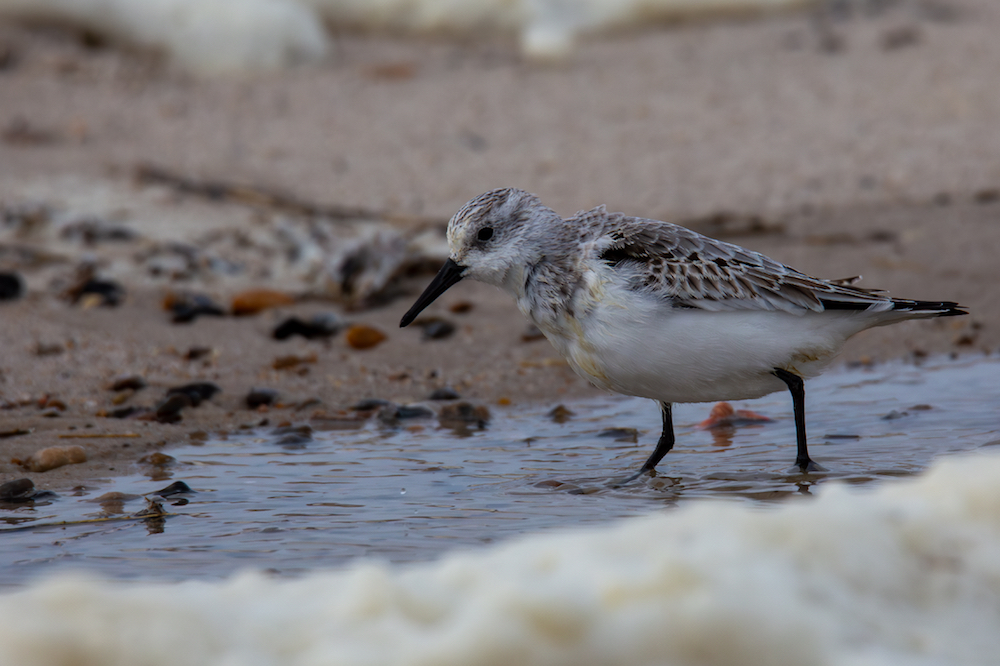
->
[400, 188, 967, 482]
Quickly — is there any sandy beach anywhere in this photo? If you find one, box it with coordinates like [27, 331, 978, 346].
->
[0, 0, 997, 492]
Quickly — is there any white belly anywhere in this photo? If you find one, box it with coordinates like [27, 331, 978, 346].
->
[533, 287, 877, 404]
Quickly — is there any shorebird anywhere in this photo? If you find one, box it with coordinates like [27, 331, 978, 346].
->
[400, 188, 967, 483]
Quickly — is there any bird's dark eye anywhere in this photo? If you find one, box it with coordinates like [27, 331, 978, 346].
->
[477, 227, 494, 242]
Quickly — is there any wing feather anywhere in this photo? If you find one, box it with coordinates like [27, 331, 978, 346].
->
[575, 210, 893, 314]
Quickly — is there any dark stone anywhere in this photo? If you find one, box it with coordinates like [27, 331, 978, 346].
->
[395, 405, 435, 419]
[438, 402, 491, 428]
[352, 398, 391, 411]
[548, 405, 574, 423]
[166, 382, 221, 407]
[246, 388, 279, 409]
[419, 318, 456, 340]
[377, 403, 434, 426]
[170, 293, 226, 323]
[270, 424, 313, 449]
[155, 393, 192, 423]
[0, 272, 23, 300]
[184, 347, 213, 361]
[110, 374, 147, 391]
[428, 387, 460, 400]
[59, 218, 137, 244]
[110, 406, 148, 419]
[153, 481, 194, 496]
[72, 279, 125, 307]
[274, 433, 311, 448]
[0, 478, 34, 500]
[272, 313, 342, 340]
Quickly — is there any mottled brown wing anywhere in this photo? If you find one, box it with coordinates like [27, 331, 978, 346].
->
[586, 212, 890, 313]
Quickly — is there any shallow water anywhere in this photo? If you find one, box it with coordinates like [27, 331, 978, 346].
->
[1, 356, 997, 586]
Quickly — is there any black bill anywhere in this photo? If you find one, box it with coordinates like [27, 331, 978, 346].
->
[399, 258, 465, 327]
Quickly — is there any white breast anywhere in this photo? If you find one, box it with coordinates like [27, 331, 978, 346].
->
[535, 276, 880, 404]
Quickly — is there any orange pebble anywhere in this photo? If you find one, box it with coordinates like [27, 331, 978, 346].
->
[20, 445, 87, 472]
[345, 325, 386, 350]
[698, 402, 771, 429]
[230, 289, 296, 316]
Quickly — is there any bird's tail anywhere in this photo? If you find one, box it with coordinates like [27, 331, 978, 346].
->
[888, 299, 968, 319]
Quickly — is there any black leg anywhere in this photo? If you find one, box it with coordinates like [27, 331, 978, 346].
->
[772, 368, 820, 472]
[615, 401, 674, 485]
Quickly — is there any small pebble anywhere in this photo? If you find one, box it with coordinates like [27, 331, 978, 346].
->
[428, 387, 460, 400]
[448, 301, 473, 314]
[0, 272, 24, 300]
[377, 403, 434, 425]
[166, 292, 226, 323]
[231, 288, 296, 316]
[155, 393, 191, 423]
[89, 491, 141, 503]
[272, 313, 342, 340]
[184, 346, 214, 361]
[438, 402, 491, 428]
[0, 478, 35, 500]
[44, 399, 67, 411]
[34, 342, 64, 356]
[153, 481, 193, 496]
[272, 354, 316, 370]
[246, 388, 279, 409]
[271, 424, 313, 449]
[882, 410, 908, 420]
[60, 217, 137, 244]
[166, 382, 221, 407]
[697, 402, 772, 429]
[597, 427, 638, 443]
[414, 317, 456, 340]
[973, 189, 1000, 204]
[110, 406, 148, 419]
[352, 398, 391, 411]
[346, 324, 386, 350]
[110, 374, 147, 391]
[139, 452, 175, 465]
[396, 405, 436, 419]
[70, 279, 125, 307]
[293, 398, 322, 411]
[548, 405, 574, 423]
[18, 445, 87, 472]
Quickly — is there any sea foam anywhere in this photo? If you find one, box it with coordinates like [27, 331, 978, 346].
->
[0, 0, 811, 72]
[2, 452, 999, 665]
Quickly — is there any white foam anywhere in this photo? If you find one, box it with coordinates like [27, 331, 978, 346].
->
[2, 452, 1000, 665]
[0, 0, 810, 72]
[0, 0, 330, 74]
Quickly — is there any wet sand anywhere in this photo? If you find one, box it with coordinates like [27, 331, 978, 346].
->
[0, 1, 997, 490]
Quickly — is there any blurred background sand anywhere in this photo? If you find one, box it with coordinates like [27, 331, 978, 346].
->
[0, 0, 996, 487]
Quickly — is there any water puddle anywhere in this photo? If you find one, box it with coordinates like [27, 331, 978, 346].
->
[1, 356, 998, 585]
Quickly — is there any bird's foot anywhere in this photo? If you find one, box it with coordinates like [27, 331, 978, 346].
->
[790, 459, 827, 474]
[609, 467, 652, 488]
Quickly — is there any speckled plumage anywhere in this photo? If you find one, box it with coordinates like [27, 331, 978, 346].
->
[402, 188, 967, 478]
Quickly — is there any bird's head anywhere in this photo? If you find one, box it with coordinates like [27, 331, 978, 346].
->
[400, 188, 558, 327]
